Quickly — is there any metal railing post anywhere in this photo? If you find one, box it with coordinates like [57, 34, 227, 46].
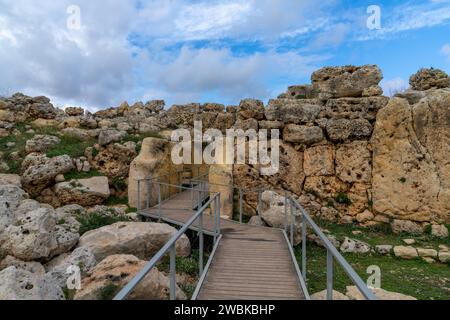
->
[302, 211, 307, 282]
[137, 180, 141, 211]
[217, 193, 221, 236]
[199, 212, 204, 275]
[146, 179, 150, 209]
[157, 179, 162, 221]
[284, 192, 288, 232]
[327, 249, 333, 300]
[170, 245, 176, 301]
[257, 189, 262, 216]
[290, 199, 294, 247]
[239, 188, 243, 224]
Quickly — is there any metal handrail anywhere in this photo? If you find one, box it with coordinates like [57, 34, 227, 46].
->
[135, 175, 375, 300]
[288, 197, 377, 300]
[114, 192, 221, 300]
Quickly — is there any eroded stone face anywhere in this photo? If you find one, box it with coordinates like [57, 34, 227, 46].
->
[372, 92, 450, 223]
[311, 65, 383, 99]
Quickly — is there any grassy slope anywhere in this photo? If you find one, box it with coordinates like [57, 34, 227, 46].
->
[294, 221, 450, 300]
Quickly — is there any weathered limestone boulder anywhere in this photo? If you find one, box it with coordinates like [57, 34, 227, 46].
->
[62, 127, 91, 141]
[0, 174, 21, 187]
[310, 290, 349, 300]
[260, 191, 302, 244]
[145, 100, 165, 113]
[265, 99, 322, 124]
[356, 210, 374, 223]
[393, 246, 418, 260]
[0, 256, 45, 275]
[416, 248, 438, 258]
[248, 216, 266, 226]
[0, 185, 29, 234]
[345, 285, 416, 300]
[431, 224, 449, 238]
[74, 254, 186, 300]
[45, 247, 97, 288]
[0, 266, 64, 300]
[311, 65, 383, 99]
[283, 124, 324, 145]
[25, 135, 60, 154]
[391, 220, 423, 234]
[319, 97, 389, 122]
[209, 140, 234, 219]
[326, 118, 373, 142]
[372, 92, 450, 223]
[303, 176, 348, 200]
[362, 85, 383, 97]
[303, 145, 334, 177]
[128, 138, 181, 209]
[65, 107, 84, 117]
[394, 90, 427, 105]
[340, 237, 370, 254]
[21, 155, 74, 197]
[409, 68, 450, 91]
[27, 102, 57, 120]
[319, 206, 339, 222]
[88, 142, 137, 180]
[439, 251, 450, 263]
[237, 99, 265, 120]
[1, 206, 79, 261]
[77, 222, 191, 261]
[54, 177, 110, 207]
[375, 245, 393, 255]
[98, 129, 126, 146]
[335, 141, 372, 184]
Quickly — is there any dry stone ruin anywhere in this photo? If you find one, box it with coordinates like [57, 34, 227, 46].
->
[0, 64, 449, 299]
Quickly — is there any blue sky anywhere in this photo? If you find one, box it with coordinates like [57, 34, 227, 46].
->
[0, 0, 449, 110]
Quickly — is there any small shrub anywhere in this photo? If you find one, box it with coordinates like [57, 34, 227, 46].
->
[99, 284, 120, 300]
[295, 94, 307, 99]
[335, 193, 352, 205]
[326, 198, 335, 208]
[63, 287, 77, 300]
[112, 177, 127, 192]
[399, 177, 407, 183]
[105, 196, 129, 206]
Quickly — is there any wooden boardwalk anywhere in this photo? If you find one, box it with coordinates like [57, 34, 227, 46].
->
[140, 189, 305, 300]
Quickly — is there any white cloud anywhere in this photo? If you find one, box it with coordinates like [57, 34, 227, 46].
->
[358, 1, 450, 40]
[381, 77, 409, 96]
[136, 46, 325, 105]
[442, 44, 450, 59]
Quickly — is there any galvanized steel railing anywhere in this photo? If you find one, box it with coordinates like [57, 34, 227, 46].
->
[113, 189, 221, 300]
[188, 178, 376, 300]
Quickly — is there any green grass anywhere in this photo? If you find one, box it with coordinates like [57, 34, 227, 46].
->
[76, 212, 130, 236]
[159, 250, 207, 277]
[316, 220, 450, 248]
[0, 123, 35, 174]
[64, 169, 103, 181]
[46, 133, 96, 158]
[105, 196, 129, 206]
[62, 287, 77, 300]
[295, 244, 450, 300]
[0, 122, 97, 174]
